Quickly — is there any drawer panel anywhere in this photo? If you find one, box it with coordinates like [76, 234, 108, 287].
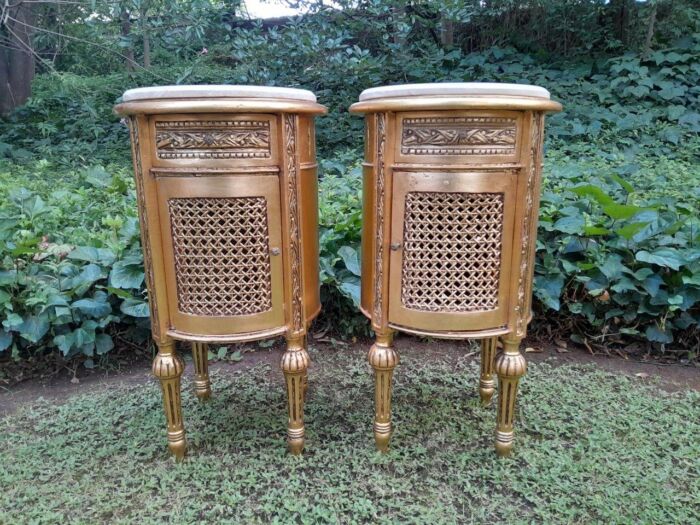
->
[395, 111, 522, 165]
[150, 114, 279, 168]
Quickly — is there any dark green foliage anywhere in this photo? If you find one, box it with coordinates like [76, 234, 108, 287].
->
[1, 1, 699, 363]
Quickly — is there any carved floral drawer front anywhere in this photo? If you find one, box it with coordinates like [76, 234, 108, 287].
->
[396, 112, 521, 164]
[150, 114, 278, 168]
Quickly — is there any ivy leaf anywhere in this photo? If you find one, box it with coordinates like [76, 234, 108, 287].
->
[553, 215, 585, 234]
[120, 298, 150, 318]
[0, 330, 12, 352]
[18, 313, 50, 343]
[645, 325, 673, 343]
[95, 333, 114, 355]
[636, 249, 686, 271]
[337, 245, 361, 276]
[534, 274, 564, 311]
[616, 222, 650, 240]
[109, 258, 145, 289]
[72, 295, 112, 318]
[570, 185, 615, 206]
[602, 204, 647, 220]
[54, 333, 76, 355]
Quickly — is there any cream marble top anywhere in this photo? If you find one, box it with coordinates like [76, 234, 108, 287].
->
[358, 82, 550, 101]
[122, 85, 317, 102]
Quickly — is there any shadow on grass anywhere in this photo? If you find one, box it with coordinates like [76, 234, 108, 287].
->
[1, 350, 698, 524]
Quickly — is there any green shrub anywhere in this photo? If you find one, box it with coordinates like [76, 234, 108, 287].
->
[1, 26, 699, 364]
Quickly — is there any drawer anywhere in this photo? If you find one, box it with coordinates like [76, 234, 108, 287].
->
[394, 111, 523, 165]
[149, 113, 279, 168]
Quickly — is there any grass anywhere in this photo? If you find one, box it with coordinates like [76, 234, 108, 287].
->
[1, 347, 698, 524]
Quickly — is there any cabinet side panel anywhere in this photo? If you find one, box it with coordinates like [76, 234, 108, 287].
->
[361, 116, 376, 317]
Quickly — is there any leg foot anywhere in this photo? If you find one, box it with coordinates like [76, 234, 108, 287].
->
[192, 342, 211, 401]
[281, 335, 309, 455]
[494, 337, 527, 457]
[368, 331, 398, 453]
[152, 340, 187, 460]
[479, 337, 498, 405]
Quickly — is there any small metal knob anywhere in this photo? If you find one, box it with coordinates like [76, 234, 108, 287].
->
[390, 242, 402, 251]
[270, 247, 281, 256]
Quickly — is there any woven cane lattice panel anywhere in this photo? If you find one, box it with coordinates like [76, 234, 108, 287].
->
[401, 191, 504, 312]
[168, 197, 273, 317]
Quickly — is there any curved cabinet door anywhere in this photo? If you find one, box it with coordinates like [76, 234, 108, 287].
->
[388, 170, 516, 333]
[156, 173, 284, 337]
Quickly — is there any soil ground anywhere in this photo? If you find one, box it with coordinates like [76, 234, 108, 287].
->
[1, 335, 697, 418]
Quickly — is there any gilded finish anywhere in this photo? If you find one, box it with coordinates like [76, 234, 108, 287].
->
[479, 337, 498, 405]
[351, 92, 560, 455]
[367, 330, 398, 452]
[157, 175, 285, 337]
[372, 112, 388, 329]
[127, 117, 161, 341]
[117, 93, 326, 458]
[281, 334, 310, 455]
[152, 340, 186, 460]
[516, 113, 545, 337]
[495, 337, 527, 456]
[283, 114, 304, 333]
[191, 342, 211, 400]
[155, 119, 271, 159]
[401, 116, 516, 156]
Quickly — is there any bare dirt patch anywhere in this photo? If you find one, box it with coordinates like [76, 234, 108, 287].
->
[1, 335, 697, 418]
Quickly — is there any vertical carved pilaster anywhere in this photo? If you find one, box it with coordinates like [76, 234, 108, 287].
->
[368, 330, 398, 452]
[191, 342, 211, 400]
[515, 113, 545, 337]
[372, 113, 387, 328]
[128, 117, 160, 341]
[152, 340, 186, 460]
[281, 335, 310, 455]
[284, 114, 304, 333]
[479, 337, 498, 405]
[494, 337, 527, 457]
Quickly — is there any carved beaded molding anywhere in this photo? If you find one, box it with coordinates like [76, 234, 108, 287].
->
[401, 116, 516, 155]
[284, 114, 304, 332]
[155, 120, 271, 159]
[128, 117, 160, 339]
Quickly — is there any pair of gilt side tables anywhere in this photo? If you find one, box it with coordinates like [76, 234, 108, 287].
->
[115, 83, 561, 460]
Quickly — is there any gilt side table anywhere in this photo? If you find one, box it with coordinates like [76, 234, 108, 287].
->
[115, 85, 326, 458]
[350, 83, 562, 456]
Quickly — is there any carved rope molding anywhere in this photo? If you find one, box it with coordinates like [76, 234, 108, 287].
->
[515, 114, 544, 337]
[284, 114, 304, 332]
[373, 113, 387, 327]
[128, 117, 160, 340]
[401, 116, 517, 155]
[155, 120, 271, 159]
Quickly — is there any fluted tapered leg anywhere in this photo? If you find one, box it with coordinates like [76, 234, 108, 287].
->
[281, 334, 309, 455]
[191, 342, 211, 401]
[368, 330, 398, 452]
[152, 339, 187, 460]
[495, 336, 527, 457]
[479, 337, 498, 405]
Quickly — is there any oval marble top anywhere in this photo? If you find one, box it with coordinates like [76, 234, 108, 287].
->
[358, 82, 550, 101]
[122, 85, 317, 103]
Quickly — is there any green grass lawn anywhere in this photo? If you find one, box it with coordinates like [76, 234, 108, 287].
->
[1, 347, 698, 524]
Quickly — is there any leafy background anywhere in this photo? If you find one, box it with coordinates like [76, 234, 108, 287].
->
[0, 0, 699, 370]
